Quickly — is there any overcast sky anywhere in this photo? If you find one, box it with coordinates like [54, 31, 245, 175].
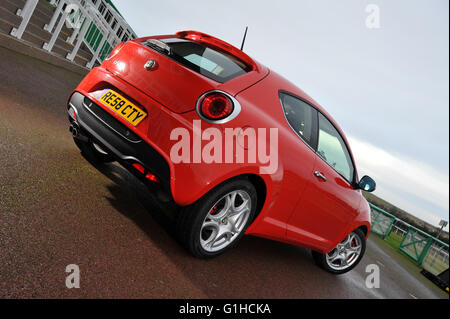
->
[113, 0, 449, 229]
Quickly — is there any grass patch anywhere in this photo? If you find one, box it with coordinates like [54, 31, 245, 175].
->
[384, 232, 403, 250]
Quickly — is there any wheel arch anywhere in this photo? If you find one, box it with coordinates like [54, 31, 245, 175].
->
[244, 173, 267, 222]
[191, 172, 268, 221]
[357, 225, 369, 238]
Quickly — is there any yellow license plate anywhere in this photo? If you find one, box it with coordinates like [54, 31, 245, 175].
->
[98, 89, 147, 126]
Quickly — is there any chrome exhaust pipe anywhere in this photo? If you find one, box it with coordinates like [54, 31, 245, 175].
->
[70, 123, 89, 142]
[70, 124, 78, 137]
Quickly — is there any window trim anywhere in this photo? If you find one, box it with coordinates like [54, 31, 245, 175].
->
[278, 90, 358, 187]
[316, 112, 356, 185]
[278, 91, 319, 151]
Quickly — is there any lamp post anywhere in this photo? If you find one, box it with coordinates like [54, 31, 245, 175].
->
[436, 220, 448, 240]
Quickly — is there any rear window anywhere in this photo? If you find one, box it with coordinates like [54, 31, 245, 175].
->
[143, 38, 251, 83]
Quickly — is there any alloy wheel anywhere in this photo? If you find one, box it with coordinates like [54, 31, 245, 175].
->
[325, 232, 362, 271]
[200, 190, 252, 252]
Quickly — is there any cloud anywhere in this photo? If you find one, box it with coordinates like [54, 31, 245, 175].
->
[349, 136, 449, 228]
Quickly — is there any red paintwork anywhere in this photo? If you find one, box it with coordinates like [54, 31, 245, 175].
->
[72, 31, 370, 254]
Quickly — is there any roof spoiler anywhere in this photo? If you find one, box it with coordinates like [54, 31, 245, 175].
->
[176, 30, 257, 70]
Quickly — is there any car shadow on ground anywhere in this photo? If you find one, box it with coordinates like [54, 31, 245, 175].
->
[84, 155, 343, 298]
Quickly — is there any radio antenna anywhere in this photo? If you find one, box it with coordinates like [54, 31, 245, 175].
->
[240, 26, 248, 51]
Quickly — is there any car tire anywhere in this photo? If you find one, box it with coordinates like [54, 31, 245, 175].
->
[73, 137, 115, 163]
[312, 228, 366, 275]
[176, 178, 257, 258]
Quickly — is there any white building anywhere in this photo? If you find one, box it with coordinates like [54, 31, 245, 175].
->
[1, 0, 137, 69]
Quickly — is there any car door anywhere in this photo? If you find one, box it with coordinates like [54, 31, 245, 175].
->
[286, 112, 361, 251]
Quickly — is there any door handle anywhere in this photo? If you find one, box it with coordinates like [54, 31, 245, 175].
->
[314, 171, 327, 182]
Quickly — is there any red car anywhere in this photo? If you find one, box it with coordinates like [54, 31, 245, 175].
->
[67, 30, 375, 274]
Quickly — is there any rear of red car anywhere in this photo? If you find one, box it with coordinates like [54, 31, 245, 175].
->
[67, 31, 268, 203]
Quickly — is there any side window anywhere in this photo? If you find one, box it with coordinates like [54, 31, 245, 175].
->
[317, 113, 354, 182]
[280, 93, 317, 148]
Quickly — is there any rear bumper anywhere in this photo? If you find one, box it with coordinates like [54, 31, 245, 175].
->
[68, 91, 171, 192]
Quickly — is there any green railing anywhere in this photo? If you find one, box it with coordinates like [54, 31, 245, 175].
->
[369, 203, 449, 275]
[370, 204, 396, 238]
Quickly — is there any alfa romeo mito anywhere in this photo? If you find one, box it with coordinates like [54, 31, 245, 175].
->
[67, 30, 376, 274]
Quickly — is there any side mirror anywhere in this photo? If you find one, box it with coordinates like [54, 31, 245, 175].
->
[359, 175, 376, 192]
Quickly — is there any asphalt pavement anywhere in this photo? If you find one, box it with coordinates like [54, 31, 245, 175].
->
[0, 45, 447, 299]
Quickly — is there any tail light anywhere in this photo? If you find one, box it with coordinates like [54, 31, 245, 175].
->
[132, 163, 160, 183]
[105, 42, 125, 60]
[132, 163, 145, 174]
[145, 172, 159, 183]
[196, 91, 241, 123]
